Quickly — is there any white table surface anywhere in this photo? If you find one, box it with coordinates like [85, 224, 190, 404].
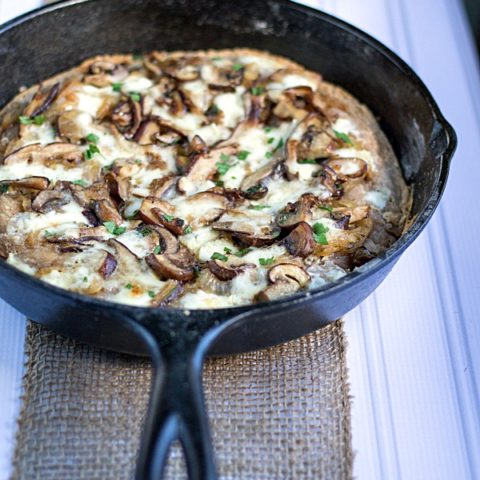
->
[1, 0, 480, 478]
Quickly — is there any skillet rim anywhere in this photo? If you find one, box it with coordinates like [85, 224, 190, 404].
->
[0, 0, 457, 319]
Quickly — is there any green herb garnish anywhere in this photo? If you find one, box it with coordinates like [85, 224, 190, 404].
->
[264, 126, 273, 133]
[84, 143, 100, 160]
[236, 150, 250, 160]
[133, 53, 143, 61]
[215, 180, 225, 187]
[251, 86, 265, 96]
[138, 227, 152, 237]
[73, 179, 88, 187]
[83, 276, 88, 283]
[153, 245, 162, 255]
[129, 92, 141, 102]
[259, 257, 275, 266]
[234, 247, 253, 257]
[273, 138, 284, 152]
[162, 214, 175, 222]
[104, 221, 126, 236]
[334, 130, 353, 145]
[211, 252, 228, 262]
[112, 82, 123, 92]
[267, 137, 274, 144]
[85, 133, 99, 144]
[232, 63, 243, 71]
[183, 225, 193, 235]
[125, 283, 133, 289]
[248, 204, 270, 210]
[0, 184, 9, 194]
[265, 151, 273, 159]
[313, 222, 329, 245]
[224, 247, 232, 254]
[212, 56, 223, 62]
[148, 290, 156, 298]
[216, 153, 233, 176]
[44, 230, 55, 238]
[19, 114, 45, 125]
[298, 158, 317, 164]
[319, 205, 333, 214]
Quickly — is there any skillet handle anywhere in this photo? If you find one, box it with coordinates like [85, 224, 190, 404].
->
[135, 324, 217, 480]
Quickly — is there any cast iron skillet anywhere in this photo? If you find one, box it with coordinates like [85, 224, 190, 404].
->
[0, 0, 456, 478]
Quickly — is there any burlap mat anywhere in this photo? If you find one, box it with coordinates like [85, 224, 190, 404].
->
[12, 320, 352, 479]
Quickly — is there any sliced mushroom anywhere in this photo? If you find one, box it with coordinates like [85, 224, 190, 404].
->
[149, 175, 177, 199]
[146, 245, 196, 282]
[207, 65, 244, 91]
[325, 157, 368, 180]
[84, 61, 129, 87]
[150, 280, 184, 306]
[315, 164, 344, 198]
[213, 210, 281, 247]
[151, 208, 186, 236]
[162, 57, 200, 82]
[23, 82, 60, 119]
[240, 160, 277, 199]
[111, 97, 142, 139]
[0, 176, 49, 192]
[108, 238, 143, 276]
[0, 194, 27, 233]
[3, 143, 84, 166]
[282, 222, 316, 257]
[276, 194, 318, 229]
[179, 191, 230, 228]
[254, 263, 310, 302]
[104, 171, 130, 202]
[138, 197, 175, 225]
[177, 144, 237, 195]
[207, 256, 254, 281]
[32, 188, 72, 213]
[58, 110, 91, 144]
[98, 252, 118, 278]
[92, 199, 123, 225]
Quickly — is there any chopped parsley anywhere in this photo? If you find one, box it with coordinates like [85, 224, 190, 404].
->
[83, 276, 88, 283]
[215, 180, 225, 187]
[234, 247, 253, 257]
[236, 150, 250, 161]
[133, 53, 143, 61]
[44, 230, 55, 238]
[19, 114, 45, 126]
[334, 130, 353, 145]
[244, 184, 264, 196]
[103, 221, 126, 236]
[138, 227, 152, 237]
[162, 213, 175, 222]
[216, 153, 235, 176]
[248, 204, 270, 211]
[72, 179, 88, 187]
[0, 184, 9, 194]
[259, 257, 275, 266]
[251, 86, 265, 96]
[206, 104, 221, 116]
[112, 82, 123, 92]
[313, 222, 329, 245]
[267, 137, 275, 144]
[265, 151, 273, 159]
[148, 290, 156, 298]
[264, 126, 273, 133]
[273, 138, 284, 152]
[298, 158, 317, 164]
[84, 143, 100, 160]
[211, 252, 228, 262]
[183, 225, 193, 235]
[212, 56, 223, 62]
[125, 283, 133, 289]
[153, 245, 162, 255]
[85, 133, 99, 144]
[224, 247, 232, 254]
[129, 92, 141, 102]
[232, 63, 243, 71]
[319, 204, 333, 213]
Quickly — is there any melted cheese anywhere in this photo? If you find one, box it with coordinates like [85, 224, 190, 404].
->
[0, 49, 404, 309]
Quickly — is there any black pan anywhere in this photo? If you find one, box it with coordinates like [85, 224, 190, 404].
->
[0, 1, 456, 479]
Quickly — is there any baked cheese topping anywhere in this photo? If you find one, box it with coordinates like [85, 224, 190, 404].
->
[0, 49, 409, 308]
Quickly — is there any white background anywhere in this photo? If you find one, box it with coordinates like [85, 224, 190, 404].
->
[1, 0, 479, 479]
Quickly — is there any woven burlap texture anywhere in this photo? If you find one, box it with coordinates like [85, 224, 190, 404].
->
[13, 320, 352, 480]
